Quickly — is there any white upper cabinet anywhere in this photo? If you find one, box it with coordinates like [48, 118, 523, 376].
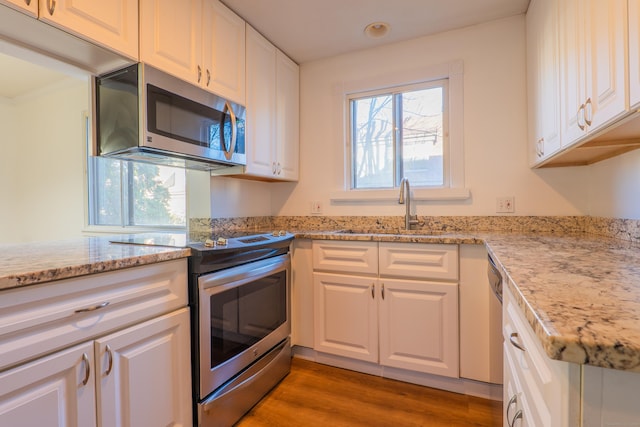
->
[629, 0, 640, 109]
[0, 0, 138, 59]
[558, 0, 627, 147]
[38, 0, 138, 59]
[202, 0, 245, 104]
[276, 50, 300, 181]
[140, 0, 201, 84]
[242, 24, 299, 181]
[526, 0, 561, 166]
[140, 0, 246, 104]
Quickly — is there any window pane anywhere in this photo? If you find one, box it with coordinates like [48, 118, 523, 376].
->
[130, 163, 186, 226]
[401, 87, 444, 187]
[352, 94, 394, 189]
[92, 156, 123, 226]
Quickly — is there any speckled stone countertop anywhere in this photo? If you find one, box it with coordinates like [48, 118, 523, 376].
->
[302, 229, 640, 371]
[5, 223, 640, 372]
[0, 236, 190, 290]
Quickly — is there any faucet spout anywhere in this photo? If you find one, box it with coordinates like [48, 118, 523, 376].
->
[398, 177, 418, 230]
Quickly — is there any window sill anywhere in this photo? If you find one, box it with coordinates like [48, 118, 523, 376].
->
[330, 188, 471, 203]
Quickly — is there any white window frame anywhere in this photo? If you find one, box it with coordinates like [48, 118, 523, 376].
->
[331, 60, 469, 202]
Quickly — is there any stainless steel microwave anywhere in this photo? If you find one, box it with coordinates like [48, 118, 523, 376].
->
[95, 63, 246, 171]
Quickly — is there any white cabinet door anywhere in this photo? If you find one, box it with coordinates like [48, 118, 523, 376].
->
[378, 278, 458, 377]
[630, 0, 640, 109]
[560, 0, 627, 148]
[241, 24, 300, 181]
[582, 0, 627, 132]
[526, 0, 561, 165]
[202, 0, 245, 104]
[275, 50, 299, 181]
[95, 308, 192, 427]
[38, 0, 138, 59]
[0, 0, 37, 16]
[140, 0, 202, 84]
[313, 272, 378, 363]
[0, 342, 96, 427]
[245, 24, 277, 178]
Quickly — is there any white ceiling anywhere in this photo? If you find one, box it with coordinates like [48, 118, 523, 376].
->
[221, 0, 531, 64]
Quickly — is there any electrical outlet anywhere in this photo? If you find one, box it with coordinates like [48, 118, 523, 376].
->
[311, 201, 323, 214]
[496, 197, 515, 213]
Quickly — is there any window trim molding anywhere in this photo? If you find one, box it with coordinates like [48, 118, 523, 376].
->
[335, 60, 468, 202]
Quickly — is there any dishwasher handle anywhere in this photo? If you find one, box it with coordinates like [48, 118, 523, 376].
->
[487, 254, 503, 304]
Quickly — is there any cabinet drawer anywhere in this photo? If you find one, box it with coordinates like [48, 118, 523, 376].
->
[379, 242, 458, 281]
[0, 259, 187, 372]
[312, 241, 378, 275]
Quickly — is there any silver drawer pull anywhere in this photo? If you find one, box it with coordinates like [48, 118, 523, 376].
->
[74, 301, 110, 314]
[509, 332, 525, 352]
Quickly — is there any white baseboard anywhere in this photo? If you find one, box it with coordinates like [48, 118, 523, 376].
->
[292, 345, 503, 401]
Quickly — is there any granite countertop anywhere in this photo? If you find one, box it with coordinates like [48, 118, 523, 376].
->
[0, 236, 190, 290]
[3, 228, 640, 372]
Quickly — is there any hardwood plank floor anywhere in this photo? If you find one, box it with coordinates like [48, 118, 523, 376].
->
[236, 358, 502, 427]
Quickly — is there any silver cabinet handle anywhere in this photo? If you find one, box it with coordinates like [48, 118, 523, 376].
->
[584, 97, 593, 126]
[509, 332, 525, 352]
[206, 69, 211, 86]
[381, 283, 385, 300]
[371, 284, 375, 299]
[506, 394, 517, 425]
[276, 162, 282, 175]
[81, 353, 91, 386]
[74, 301, 110, 314]
[510, 409, 523, 427]
[577, 104, 586, 131]
[46, 0, 55, 15]
[272, 162, 277, 174]
[105, 345, 114, 376]
[197, 65, 202, 83]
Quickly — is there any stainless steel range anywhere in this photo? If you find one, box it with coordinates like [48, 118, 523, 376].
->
[188, 231, 294, 427]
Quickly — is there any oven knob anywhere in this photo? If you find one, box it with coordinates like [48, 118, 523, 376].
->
[216, 237, 228, 246]
[204, 238, 215, 248]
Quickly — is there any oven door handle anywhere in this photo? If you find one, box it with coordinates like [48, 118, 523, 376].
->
[201, 339, 291, 413]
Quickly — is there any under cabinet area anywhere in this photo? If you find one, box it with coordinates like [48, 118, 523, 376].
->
[0, 259, 192, 427]
[311, 240, 459, 378]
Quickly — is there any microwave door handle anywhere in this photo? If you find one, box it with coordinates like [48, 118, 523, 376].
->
[223, 101, 237, 161]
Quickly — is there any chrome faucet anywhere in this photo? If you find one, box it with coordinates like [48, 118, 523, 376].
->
[398, 177, 419, 230]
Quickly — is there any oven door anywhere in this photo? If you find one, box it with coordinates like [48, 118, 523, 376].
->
[197, 254, 290, 398]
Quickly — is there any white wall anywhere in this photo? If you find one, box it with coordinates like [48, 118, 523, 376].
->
[0, 101, 20, 240]
[269, 15, 590, 217]
[586, 150, 640, 220]
[1, 78, 88, 243]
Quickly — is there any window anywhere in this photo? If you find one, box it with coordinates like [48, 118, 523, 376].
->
[87, 154, 186, 229]
[332, 61, 466, 202]
[349, 80, 447, 189]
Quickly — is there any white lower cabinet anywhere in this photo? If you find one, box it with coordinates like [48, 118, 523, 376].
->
[0, 259, 192, 427]
[504, 281, 640, 426]
[95, 308, 191, 427]
[312, 240, 459, 378]
[0, 341, 97, 426]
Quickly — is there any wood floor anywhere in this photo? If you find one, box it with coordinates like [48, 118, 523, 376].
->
[236, 358, 502, 427]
